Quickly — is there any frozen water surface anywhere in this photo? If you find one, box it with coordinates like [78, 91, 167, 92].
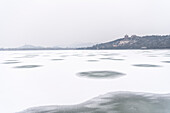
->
[51, 59, 64, 61]
[162, 61, 170, 63]
[132, 64, 162, 67]
[18, 92, 170, 113]
[87, 60, 99, 62]
[77, 71, 125, 79]
[99, 57, 125, 61]
[5, 60, 19, 61]
[0, 50, 170, 113]
[2, 61, 21, 64]
[14, 65, 42, 69]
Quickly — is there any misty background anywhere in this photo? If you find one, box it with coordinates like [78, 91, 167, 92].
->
[0, 0, 170, 48]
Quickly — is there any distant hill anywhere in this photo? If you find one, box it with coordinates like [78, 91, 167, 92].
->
[1, 35, 170, 51]
[18, 45, 43, 49]
[0, 45, 64, 50]
[85, 35, 170, 49]
[18, 45, 62, 49]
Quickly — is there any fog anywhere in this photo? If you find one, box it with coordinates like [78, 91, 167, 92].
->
[0, 0, 170, 48]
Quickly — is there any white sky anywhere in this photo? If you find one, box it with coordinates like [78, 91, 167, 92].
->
[0, 0, 170, 48]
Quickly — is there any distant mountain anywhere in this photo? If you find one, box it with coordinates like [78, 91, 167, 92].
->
[0, 44, 69, 50]
[85, 35, 170, 49]
[1, 35, 170, 51]
[18, 45, 43, 49]
[4, 44, 63, 50]
[17, 45, 64, 50]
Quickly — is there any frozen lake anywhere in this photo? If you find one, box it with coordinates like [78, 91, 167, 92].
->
[0, 50, 170, 113]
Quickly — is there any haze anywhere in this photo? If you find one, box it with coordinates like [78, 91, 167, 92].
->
[0, 0, 170, 48]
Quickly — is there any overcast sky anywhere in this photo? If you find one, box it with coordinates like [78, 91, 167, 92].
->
[0, 0, 170, 48]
